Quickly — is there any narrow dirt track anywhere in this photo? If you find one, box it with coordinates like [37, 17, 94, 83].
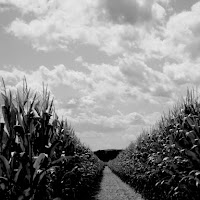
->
[95, 166, 144, 200]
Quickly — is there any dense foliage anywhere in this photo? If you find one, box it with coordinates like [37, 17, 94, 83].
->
[109, 90, 200, 200]
[94, 149, 122, 162]
[0, 79, 104, 200]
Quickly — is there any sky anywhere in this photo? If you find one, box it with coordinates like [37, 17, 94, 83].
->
[0, 0, 200, 151]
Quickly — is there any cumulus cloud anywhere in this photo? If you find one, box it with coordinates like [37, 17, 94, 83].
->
[0, 1, 13, 12]
[0, 63, 125, 109]
[5, 0, 99, 50]
[144, 1, 200, 90]
[0, 63, 125, 110]
[118, 55, 174, 98]
[0, 0, 52, 15]
[66, 111, 148, 133]
[162, 2, 200, 60]
[4, 0, 167, 54]
[0, 65, 91, 93]
[152, 3, 166, 21]
[163, 61, 200, 85]
[75, 56, 84, 63]
[100, 0, 154, 25]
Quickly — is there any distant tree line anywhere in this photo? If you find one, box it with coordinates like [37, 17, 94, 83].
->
[94, 149, 122, 162]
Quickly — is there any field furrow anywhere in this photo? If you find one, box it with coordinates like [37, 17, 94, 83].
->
[96, 166, 143, 200]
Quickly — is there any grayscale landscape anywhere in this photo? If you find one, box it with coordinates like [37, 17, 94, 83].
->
[0, 0, 200, 199]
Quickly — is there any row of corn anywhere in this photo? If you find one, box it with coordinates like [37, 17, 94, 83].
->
[109, 90, 200, 200]
[0, 78, 105, 200]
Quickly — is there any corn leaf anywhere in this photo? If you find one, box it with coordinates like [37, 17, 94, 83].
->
[0, 155, 10, 179]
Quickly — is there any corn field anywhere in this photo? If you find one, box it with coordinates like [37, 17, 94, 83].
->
[109, 90, 200, 200]
[0, 78, 104, 200]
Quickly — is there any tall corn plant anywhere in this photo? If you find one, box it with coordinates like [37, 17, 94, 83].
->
[110, 89, 200, 200]
[0, 78, 69, 200]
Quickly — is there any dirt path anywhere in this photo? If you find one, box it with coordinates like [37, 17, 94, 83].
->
[95, 166, 144, 200]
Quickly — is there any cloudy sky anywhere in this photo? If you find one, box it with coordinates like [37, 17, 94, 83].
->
[0, 0, 200, 150]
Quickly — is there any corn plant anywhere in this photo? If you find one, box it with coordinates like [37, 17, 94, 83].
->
[0, 78, 105, 200]
[109, 89, 200, 200]
[0, 79, 60, 198]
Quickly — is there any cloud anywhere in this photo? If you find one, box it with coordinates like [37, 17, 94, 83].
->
[163, 61, 200, 85]
[6, 0, 99, 50]
[152, 2, 166, 21]
[0, 63, 126, 110]
[4, 0, 167, 55]
[7, 14, 129, 55]
[118, 55, 174, 98]
[156, 0, 170, 4]
[0, 1, 14, 12]
[0, 63, 132, 110]
[101, 0, 167, 25]
[162, 2, 200, 60]
[0, 0, 51, 15]
[149, 2, 200, 88]
[0, 67, 29, 93]
[75, 56, 84, 63]
[7, 17, 69, 51]
[100, 0, 154, 25]
[66, 111, 148, 133]
[0, 65, 91, 93]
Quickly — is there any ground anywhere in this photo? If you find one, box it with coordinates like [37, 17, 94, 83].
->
[95, 166, 144, 200]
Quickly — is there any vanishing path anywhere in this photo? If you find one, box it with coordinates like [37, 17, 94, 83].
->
[96, 166, 144, 200]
